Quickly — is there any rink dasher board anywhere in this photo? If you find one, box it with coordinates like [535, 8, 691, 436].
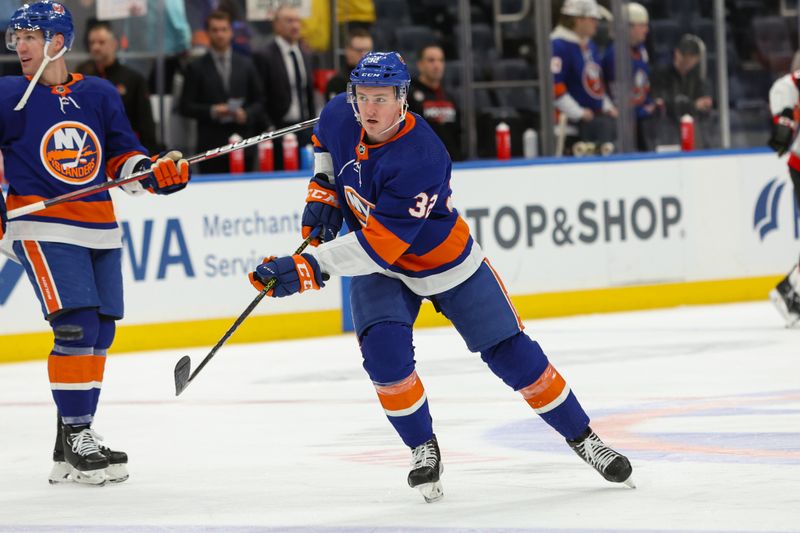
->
[0, 149, 795, 361]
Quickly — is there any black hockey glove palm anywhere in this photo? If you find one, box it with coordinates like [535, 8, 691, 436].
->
[768, 109, 797, 156]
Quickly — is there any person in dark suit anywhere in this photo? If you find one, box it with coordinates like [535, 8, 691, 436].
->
[76, 21, 162, 154]
[180, 10, 265, 174]
[253, 4, 316, 169]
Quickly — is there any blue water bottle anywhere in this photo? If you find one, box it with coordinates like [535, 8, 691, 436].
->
[300, 143, 314, 170]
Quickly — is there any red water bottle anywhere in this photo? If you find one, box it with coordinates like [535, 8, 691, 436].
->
[228, 134, 245, 173]
[496, 122, 511, 160]
[680, 114, 695, 151]
[283, 132, 299, 171]
[258, 139, 274, 172]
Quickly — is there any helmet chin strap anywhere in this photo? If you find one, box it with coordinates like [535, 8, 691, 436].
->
[14, 39, 67, 111]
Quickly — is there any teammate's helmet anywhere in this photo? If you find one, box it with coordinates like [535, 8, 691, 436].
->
[348, 51, 411, 101]
[5, 1, 75, 52]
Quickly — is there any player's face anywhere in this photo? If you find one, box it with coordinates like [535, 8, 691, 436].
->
[629, 22, 648, 47]
[14, 29, 46, 76]
[355, 85, 403, 143]
[574, 16, 598, 39]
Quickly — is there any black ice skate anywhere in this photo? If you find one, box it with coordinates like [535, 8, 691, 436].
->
[50, 418, 128, 485]
[769, 276, 800, 328]
[407, 435, 444, 503]
[567, 427, 635, 488]
[49, 423, 110, 486]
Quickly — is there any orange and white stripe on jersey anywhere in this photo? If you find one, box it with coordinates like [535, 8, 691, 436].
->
[394, 216, 471, 272]
[483, 258, 524, 331]
[48, 353, 106, 391]
[21, 240, 62, 314]
[519, 363, 571, 414]
[374, 371, 427, 417]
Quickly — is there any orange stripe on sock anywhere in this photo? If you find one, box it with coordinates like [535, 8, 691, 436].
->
[519, 363, 567, 410]
[22, 241, 61, 314]
[48, 354, 106, 385]
[375, 371, 426, 413]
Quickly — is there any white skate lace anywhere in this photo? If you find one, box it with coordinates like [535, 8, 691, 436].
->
[410, 439, 438, 470]
[576, 433, 618, 473]
[70, 429, 103, 457]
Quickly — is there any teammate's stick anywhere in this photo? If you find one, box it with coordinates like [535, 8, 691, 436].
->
[555, 112, 568, 157]
[174, 232, 324, 396]
[6, 117, 320, 220]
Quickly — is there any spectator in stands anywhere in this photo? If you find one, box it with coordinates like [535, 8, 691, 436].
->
[601, 2, 656, 151]
[325, 28, 373, 101]
[76, 21, 161, 154]
[180, 10, 265, 174]
[254, 4, 317, 169]
[551, 0, 618, 155]
[408, 44, 464, 161]
[651, 34, 714, 148]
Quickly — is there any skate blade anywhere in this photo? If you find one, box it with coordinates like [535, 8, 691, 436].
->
[70, 467, 107, 486]
[48, 462, 72, 484]
[622, 475, 636, 489]
[416, 481, 444, 503]
[769, 290, 800, 327]
[106, 464, 129, 484]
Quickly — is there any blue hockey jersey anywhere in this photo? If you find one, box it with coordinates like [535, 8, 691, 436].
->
[306, 94, 484, 296]
[0, 73, 148, 251]
[551, 25, 609, 117]
[602, 43, 653, 119]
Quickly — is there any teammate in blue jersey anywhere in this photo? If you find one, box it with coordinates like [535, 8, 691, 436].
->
[601, 2, 656, 151]
[0, 1, 191, 485]
[551, 0, 618, 154]
[248, 51, 634, 502]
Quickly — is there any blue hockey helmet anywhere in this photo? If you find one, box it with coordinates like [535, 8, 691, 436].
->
[349, 51, 411, 99]
[6, 1, 75, 52]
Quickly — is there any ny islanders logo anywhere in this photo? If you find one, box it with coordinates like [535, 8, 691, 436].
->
[344, 185, 374, 227]
[582, 61, 604, 99]
[40, 121, 102, 185]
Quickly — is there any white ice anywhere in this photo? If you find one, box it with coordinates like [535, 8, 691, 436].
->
[0, 301, 798, 533]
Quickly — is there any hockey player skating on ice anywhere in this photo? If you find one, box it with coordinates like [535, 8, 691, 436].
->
[0, 1, 191, 485]
[767, 71, 800, 327]
[248, 51, 634, 502]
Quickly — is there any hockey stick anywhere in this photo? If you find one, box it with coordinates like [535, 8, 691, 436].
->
[555, 112, 568, 157]
[6, 117, 320, 220]
[174, 232, 323, 396]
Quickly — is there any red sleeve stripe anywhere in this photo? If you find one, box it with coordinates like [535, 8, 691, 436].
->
[375, 371, 427, 416]
[518, 363, 571, 414]
[394, 216, 471, 272]
[48, 354, 106, 389]
[106, 151, 146, 180]
[554, 82, 568, 98]
[361, 215, 411, 265]
[21, 240, 62, 314]
[789, 153, 800, 172]
[8, 193, 116, 224]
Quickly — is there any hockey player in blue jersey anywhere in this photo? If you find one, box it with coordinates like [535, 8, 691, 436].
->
[551, 0, 618, 154]
[0, 1, 191, 485]
[249, 51, 634, 502]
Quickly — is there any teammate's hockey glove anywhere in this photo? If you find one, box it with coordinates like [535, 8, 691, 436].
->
[301, 175, 343, 245]
[140, 150, 191, 195]
[768, 109, 797, 156]
[249, 253, 325, 297]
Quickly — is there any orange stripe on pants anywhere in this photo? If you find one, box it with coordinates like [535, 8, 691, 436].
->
[375, 371, 426, 415]
[48, 354, 106, 385]
[519, 363, 568, 411]
[22, 241, 61, 314]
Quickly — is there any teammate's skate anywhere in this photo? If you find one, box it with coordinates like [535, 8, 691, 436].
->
[567, 427, 635, 488]
[49, 424, 109, 486]
[50, 419, 128, 485]
[407, 435, 444, 503]
[769, 268, 800, 328]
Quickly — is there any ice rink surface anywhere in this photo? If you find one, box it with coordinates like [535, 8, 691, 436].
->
[0, 301, 798, 533]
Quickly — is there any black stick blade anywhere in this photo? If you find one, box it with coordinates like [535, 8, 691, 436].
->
[174, 355, 192, 396]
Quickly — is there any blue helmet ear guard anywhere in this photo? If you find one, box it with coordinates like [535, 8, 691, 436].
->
[6, 1, 75, 52]
[347, 51, 411, 103]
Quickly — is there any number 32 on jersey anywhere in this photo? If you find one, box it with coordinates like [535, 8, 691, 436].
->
[409, 192, 439, 219]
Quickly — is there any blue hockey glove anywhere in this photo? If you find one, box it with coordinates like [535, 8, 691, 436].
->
[301, 175, 343, 246]
[248, 253, 325, 297]
[138, 150, 191, 195]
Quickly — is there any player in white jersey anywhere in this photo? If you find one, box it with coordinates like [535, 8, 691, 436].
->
[767, 71, 800, 327]
[0, 1, 191, 485]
